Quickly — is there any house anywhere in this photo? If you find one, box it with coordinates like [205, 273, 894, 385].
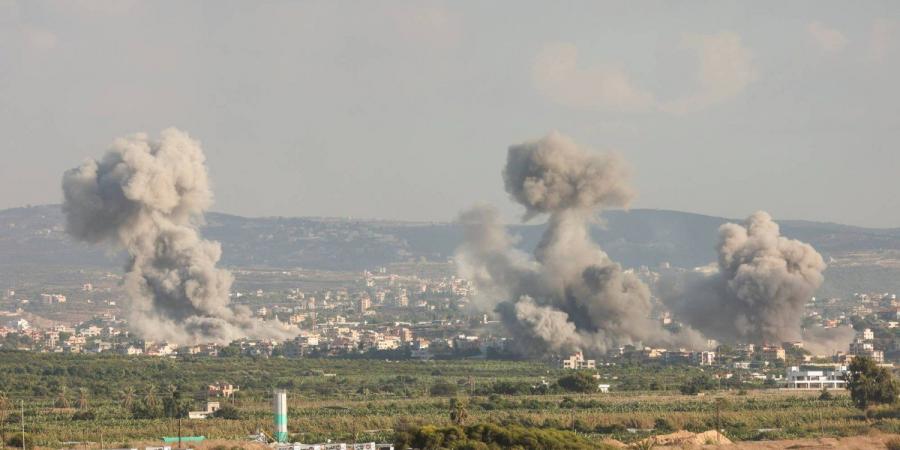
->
[559, 351, 596, 369]
[783, 365, 847, 390]
[761, 346, 786, 361]
[188, 401, 221, 419]
[208, 382, 239, 398]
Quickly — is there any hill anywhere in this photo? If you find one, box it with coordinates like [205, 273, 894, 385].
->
[2, 205, 899, 297]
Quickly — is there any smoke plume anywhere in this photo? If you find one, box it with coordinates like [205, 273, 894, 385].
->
[801, 325, 855, 357]
[457, 131, 703, 355]
[62, 128, 296, 345]
[662, 211, 827, 345]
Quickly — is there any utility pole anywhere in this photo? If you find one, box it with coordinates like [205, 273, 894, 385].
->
[714, 398, 723, 444]
[20, 400, 24, 450]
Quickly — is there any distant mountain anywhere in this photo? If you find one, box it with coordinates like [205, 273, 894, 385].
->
[3, 204, 900, 297]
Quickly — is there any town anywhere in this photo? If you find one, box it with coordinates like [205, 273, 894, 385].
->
[3, 263, 898, 390]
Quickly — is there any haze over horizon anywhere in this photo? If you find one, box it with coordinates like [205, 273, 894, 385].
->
[2, 1, 899, 227]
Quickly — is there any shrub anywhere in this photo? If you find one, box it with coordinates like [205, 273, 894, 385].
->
[430, 381, 458, 397]
[654, 417, 675, 432]
[6, 433, 34, 449]
[212, 404, 242, 420]
[557, 371, 597, 393]
[71, 410, 95, 420]
[680, 374, 717, 395]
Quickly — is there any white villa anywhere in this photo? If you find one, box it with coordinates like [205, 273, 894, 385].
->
[783, 365, 847, 390]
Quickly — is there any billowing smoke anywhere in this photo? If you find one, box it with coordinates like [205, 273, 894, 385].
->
[801, 325, 855, 357]
[662, 211, 828, 345]
[62, 128, 296, 345]
[457, 131, 703, 355]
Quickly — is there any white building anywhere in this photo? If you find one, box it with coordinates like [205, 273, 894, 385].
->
[559, 351, 596, 369]
[695, 351, 717, 366]
[783, 365, 847, 390]
[14, 318, 30, 331]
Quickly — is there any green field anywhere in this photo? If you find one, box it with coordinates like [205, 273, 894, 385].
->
[0, 351, 896, 448]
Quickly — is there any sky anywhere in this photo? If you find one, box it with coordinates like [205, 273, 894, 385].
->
[1, 1, 899, 227]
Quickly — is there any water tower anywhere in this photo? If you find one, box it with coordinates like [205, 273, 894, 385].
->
[273, 389, 288, 442]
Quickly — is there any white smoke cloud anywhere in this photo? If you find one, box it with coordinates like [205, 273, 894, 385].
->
[533, 32, 757, 114]
[62, 128, 297, 345]
[533, 43, 656, 112]
[806, 21, 849, 53]
[659, 32, 758, 114]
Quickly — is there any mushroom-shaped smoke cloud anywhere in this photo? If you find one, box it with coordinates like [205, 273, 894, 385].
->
[62, 128, 297, 345]
[457, 132, 703, 355]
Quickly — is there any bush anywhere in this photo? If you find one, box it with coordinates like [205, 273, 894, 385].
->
[654, 417, 675, 432]
[430, 381, 458, 397]
[680, 374, 717, 395]
[212, 404, 242, 420]
[6, 433, 34, 449]
[557, 371, 597, 393]
[397, 422, 602, 450]
[71, 410, 95, 420]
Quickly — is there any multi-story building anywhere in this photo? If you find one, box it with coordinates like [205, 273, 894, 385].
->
[559, 351, 596, 369]
[694, 351, 717, 366]
[761, 345, 786, 361]
[783, 365, 847, 390]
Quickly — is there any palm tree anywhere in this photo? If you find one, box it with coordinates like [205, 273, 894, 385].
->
[0, 390, 9, 422]
[54, 387, 70, 409]
[449, 397, 468, 426]
[120, 386, 136, 411]
[144, 385, 158, 410]
[0, 391, 7, 450]
[77, 388, 89, 410]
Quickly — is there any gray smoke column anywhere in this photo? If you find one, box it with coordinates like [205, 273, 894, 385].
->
[457, 131, 703, 355]
[663, 211, 827, 344]
[61, 128, 296, 345]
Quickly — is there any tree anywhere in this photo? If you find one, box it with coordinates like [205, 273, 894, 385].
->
[120, 386, 136, 411]
[0, 390, 8, 444]
[143, 385, 158, 410]
[449, 398, 468, 426]
[680, 374, 717, 395]
[557, 371, 597, 393]
[846, 356, 899, 409]
[163, 387, 189, 419]
[77, 388, 89, 410]
[54, 387, 70, 408]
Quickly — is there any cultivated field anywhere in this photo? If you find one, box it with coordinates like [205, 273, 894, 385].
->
[0, 353, 898, 448]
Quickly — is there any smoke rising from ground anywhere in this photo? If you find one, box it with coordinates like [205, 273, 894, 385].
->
[662, 211, 828, 345]
[62, 128, 296, 345]
[801, 325, 855, 357]
[457, 132, 703, 355]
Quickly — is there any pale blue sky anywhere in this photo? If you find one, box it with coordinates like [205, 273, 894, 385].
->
[1, 1, 899, 227]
